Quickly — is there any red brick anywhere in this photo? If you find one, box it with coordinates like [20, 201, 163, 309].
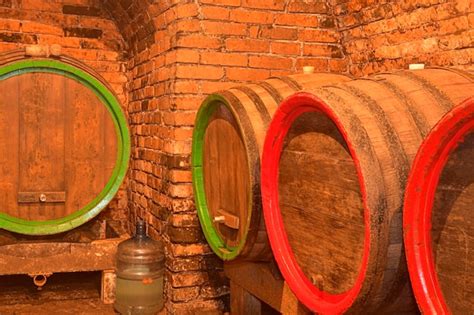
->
[170, 19, 201, 34]
[171, 243, 212, 257]
[288, 0, 328, 13]
[275, 13, 319, 27]
[225, 38, 269, 52]
[0, 19, 21, 32]
[201, 81, 236, 94]
[260, 26, 298, 40]
[169, 214, 199, 227]
[229, 9, 274, 24]
[298, 29, 340, 43]
[201, 51, 248, 66]
[166, 49, 200, 64]
[201, 6, 231, 20]
[202, 21, 247, 35]
[173, 127, 194, 141]
[226, 67, 270, 81]
[20, 0, 62, 11]
[176, 65, 224, 80]
[163, 111, 197, 126]
[304, 43, 344, 58]
[271, 41, 301, 55]
[38, 34, 81, 47]
[175, 3, 199, 18]
[174, 80, 200, 94]
[242, 0, 285, 10]
[329, 59, 349, 72]
[168, 183, 193, 198]
[200, 0, 241, 6]
[169, 299, 223, 313]
[438, 16, 469, 36]
[249, 55, 293, 69]
[176, 34, 222, 49]
[467, 13, 474, 27]
[249, 26, 259, 38]
[270, 69, 294, 77]
[173, 96, 203, 110]
[455, 0, 473, 13]
[171, 286, 200, 302]
[170, 272, 208, 287]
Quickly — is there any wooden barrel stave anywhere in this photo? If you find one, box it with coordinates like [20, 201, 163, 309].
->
[193, 73, 350, 261]
[261, 68, 474, 313]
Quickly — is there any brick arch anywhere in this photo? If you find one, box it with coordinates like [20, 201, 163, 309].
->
[102, 0, 170, 53]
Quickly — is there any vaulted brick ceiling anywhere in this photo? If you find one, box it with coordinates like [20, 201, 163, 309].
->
[101, 0, 165, 53]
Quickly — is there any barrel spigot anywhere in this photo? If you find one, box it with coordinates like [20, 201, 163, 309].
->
[29, 273, 52, 290]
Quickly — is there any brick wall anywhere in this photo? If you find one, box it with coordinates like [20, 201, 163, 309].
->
[1, 0, 472, 313]
[107, 0, 472, 312]
[104, 0, 347, 313]
[334, 0, 474, 76]
[0, 0, 129, 224]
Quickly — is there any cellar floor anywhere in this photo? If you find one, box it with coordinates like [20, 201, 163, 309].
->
[0, 272, 115, 314]
[0, 299, 115, 315]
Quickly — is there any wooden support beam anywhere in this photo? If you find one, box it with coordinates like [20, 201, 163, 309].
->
[231, 282, 262, 315]
[225, 261, 311, 314]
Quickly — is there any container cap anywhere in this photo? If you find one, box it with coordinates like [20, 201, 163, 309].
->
[117, 220, 164, 264]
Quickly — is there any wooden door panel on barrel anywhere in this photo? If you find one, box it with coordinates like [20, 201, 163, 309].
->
[0, 72, 117, 221]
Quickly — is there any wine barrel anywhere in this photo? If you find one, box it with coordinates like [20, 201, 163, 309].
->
[404, 96, 474, 314]
[192, 73, 350, 261]
[0, 54, 130, 235]
[261, 68, 474, 313]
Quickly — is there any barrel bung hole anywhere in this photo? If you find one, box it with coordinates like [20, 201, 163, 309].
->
[431, 132, 474, 314]
[278, 111, 365, 294]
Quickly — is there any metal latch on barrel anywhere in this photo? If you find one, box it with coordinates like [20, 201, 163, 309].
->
[18, 191, 66, 203]
[213, 209, 239, 229]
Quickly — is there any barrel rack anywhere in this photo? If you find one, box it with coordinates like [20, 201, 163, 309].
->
[225, 261, 310, 314]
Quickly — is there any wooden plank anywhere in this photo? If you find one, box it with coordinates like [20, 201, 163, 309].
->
[18, 191, 66, 203]
[278, 111, 365, 294]
[230, 282, 262, 315]
[0, 72, 19, 218]
[280, 283, 311, 315]
[225, 262, 283, 311]
[0, 234, 128, 275]
[18, 73, 66, 220]
[64, 77, 109, 216]
[103, 99, 117, 188]
[225, 261, 311, 314]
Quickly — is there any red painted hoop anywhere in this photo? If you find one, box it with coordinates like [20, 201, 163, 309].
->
[403, 97, 474, 315]
[261, 92, 371, 314]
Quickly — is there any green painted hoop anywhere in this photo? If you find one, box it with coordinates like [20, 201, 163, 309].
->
[0, 59, 130, 235]
[192, 94, 252, 260]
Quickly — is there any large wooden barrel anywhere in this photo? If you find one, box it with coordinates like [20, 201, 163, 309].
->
[0, 52, 130, 235]
[404, 96, 474, 314]
[260, 68, 474, 313]
[192, 73, 350, 261]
